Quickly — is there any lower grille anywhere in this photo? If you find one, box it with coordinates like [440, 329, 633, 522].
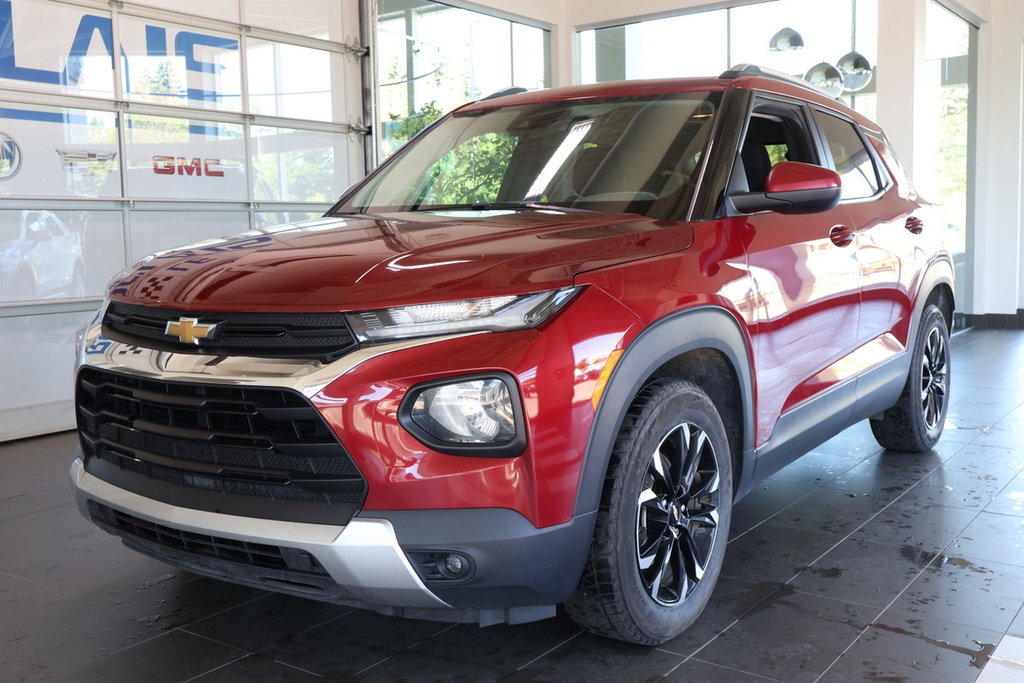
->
[77, 366, 366, 525]
[89, 502, 329, 576]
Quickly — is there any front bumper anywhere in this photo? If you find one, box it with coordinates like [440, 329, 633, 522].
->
[71, 457, 447, 610]
[71, 456, 593, 625]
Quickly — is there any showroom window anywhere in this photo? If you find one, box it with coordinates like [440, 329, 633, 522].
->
[0, 0, 367, 440]
[924, 0, 976, 327]
[376, 0, 551, 159]
[578, 0, 878, 117]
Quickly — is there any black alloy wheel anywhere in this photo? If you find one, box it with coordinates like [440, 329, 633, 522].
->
[870, 303, 951, 451]
[566, 379, 732, 645]
[636, 422, 720, 606]
[920, 324, 948, 431]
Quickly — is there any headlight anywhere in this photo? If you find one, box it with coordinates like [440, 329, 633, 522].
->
[347, 287, 580, 342]
[399, 374, 526, 457]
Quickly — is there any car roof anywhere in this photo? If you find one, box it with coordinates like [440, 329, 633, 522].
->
[456, 68, 881, 136]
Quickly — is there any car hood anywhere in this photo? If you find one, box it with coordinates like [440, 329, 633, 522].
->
[107, 209, 694, 312]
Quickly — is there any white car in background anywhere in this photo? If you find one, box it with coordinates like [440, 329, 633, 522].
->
[0, 210, 85, 301]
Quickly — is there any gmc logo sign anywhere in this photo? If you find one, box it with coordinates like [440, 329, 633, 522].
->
[152, 156, 225, 177]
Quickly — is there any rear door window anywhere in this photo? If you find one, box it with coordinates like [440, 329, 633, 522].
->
[812, 111, 880, 200]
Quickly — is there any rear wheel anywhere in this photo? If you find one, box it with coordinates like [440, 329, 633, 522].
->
[870, 304, 950, 451]
[565, 379, 732, 645]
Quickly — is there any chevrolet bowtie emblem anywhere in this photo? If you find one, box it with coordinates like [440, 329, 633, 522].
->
[164, 317, 218, 344]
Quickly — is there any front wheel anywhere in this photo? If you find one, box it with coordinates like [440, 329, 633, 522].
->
[870, 304, 950, 451]
[565, 379, 732, 645]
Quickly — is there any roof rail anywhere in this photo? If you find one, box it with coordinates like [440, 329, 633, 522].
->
[481, 87, 528, 101]
[720, 63, 841, 100]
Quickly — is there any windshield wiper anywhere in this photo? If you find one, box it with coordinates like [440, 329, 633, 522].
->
[410, 201, 561, 212]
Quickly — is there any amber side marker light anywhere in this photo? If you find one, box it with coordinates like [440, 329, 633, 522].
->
[592, 349, 625, 411]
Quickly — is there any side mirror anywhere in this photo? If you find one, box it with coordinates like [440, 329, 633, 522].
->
[729, 161, 842, 215]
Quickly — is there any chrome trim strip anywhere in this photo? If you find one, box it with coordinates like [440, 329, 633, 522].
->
[77, 317, 481, 397]
[70, 459, 451, 609]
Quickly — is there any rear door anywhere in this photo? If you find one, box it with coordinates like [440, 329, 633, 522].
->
[810, 108, 918, 352]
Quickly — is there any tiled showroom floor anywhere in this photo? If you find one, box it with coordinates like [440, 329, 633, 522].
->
[4, 328, 1024, 682]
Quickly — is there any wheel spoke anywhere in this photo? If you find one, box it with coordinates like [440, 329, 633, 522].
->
[663, 428, 686, 491]
[688, 506, 719, 530]
[649, 448, 673, 494]
[680, 426, 706, 493]
[647, 538, 674, 601]
[681, 526, 707, 583]
[690, 468, 720, 501]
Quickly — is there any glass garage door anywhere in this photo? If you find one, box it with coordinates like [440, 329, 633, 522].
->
[0, 0, 368, 440]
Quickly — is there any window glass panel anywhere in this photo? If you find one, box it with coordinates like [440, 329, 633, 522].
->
[345, 92, 720, 219]
[0, 103, 119, 198]
[247, 40, 344, 121]
[377, 1, 550, 159]
[417, 132, 519, 206]
[119, 15, 242, 111]
[123, 114, 246, 200]
[0, 310, 92, 422]
[512, 23, 548, 91]
[813, 111, 879, 199]
[251, 126, 349, 202]
[628, 12, 728, 79]
[0, 0, 114, 98]
[128, 0, 240, 23]
[129, 210, 251, 261]
[243, 0, 345, 41]
[577, 1, 878, 101]
[924, 0, 974, 319]
[730, 1, 852, 77]
[0, 209, 124, 302]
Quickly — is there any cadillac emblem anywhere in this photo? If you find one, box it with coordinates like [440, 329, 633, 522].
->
[165, 317, 218, 344]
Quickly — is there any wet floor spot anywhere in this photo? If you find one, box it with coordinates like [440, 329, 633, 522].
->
[871, 622, 996, 669]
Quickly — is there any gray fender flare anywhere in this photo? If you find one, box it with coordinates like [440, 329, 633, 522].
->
[572, 305, 756, 517]
[912, 255, 956, 339]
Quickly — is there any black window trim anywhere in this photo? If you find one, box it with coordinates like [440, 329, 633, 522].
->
[717, 91, 824, 217]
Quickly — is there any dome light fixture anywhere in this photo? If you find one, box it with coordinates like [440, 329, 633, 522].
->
[837, 51, 873, 93]
[769, 27, 804, 51]
[804, 62, 845, 97]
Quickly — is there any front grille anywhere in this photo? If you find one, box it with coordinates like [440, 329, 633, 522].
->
[89, 502, 329, 576]
[103, 302, 358, 362]
[77, 366, 366, 524]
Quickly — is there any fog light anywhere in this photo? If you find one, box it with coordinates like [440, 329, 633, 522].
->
[442, 553, 465, 577]
[411, 378, 516, 444]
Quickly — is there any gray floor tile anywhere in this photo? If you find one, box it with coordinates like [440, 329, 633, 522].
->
[696, 588, 872, 682]
[502, 632, 684, 682]
[258, 609, 455, 679]
[790, 537, 936, 608]
[888, 554, 1024, 632]
[819, 613, 1000, 682]
[853, 498, 978, 551]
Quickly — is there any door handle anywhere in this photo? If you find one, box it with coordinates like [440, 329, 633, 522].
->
[829, 224, 854, 247]
[905, 216, 924, 234]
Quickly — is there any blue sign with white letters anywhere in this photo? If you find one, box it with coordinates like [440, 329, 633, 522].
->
[0, 0, 237, 100]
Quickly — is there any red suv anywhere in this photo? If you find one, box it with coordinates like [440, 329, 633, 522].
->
[71, 65, 952, 645]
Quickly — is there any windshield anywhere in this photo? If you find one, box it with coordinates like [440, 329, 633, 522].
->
[335, 91, 721, 220]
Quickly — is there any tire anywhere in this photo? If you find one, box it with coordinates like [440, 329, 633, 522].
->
[565, 379, 733, 645]
[870, 304, 950, 451]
